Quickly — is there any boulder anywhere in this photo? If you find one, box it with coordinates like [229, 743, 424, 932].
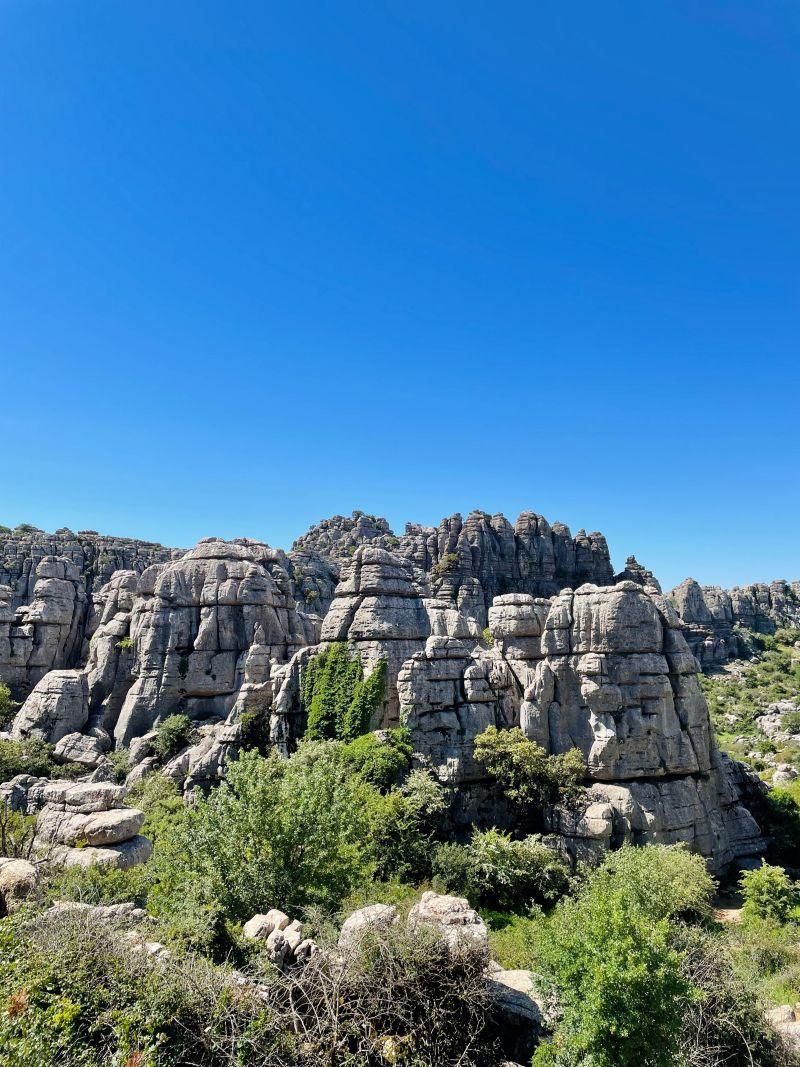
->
[0, 857, 39, 914]
[407, 891, 489, 958]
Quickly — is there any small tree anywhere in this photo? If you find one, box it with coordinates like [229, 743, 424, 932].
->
[740, 862, 798, 925]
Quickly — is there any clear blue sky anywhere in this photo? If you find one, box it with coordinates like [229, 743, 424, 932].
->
[1, 2, 797, 591]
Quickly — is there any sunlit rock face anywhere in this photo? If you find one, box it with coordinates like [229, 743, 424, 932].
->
[113, 539, 317, 745]
[9, 539, 318, 775]
[270, 546, 482, 748]
[399, 510, 614, 628]
[520, 582, 762, 870]
[399, 580, 763, 870]
[668, 577, 800, 666]
[0, 557, 88, 693]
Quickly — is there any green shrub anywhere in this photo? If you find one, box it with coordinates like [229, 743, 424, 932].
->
[146, 745, 378, 941]
[302, 643, 387, 741]
[341, 728, 412, 790]
[591, 843, 716, 922]
[0, 908, 284, 1067]
[775, 627, 800, 646]
[0, 680, 18, 730]
[0, 738, 58, 781]
[152, 713, 192, 760]
[107, 747, 129, 783]
[482, 627, 494, 648]
[432, 552, 459, 578]
[740, 862, 798, 925]
[125, 772, 185, 843]
[531, 884, 689, 1067]
[473, 726, 585, 819]
[433, 830, 570, 911]
[372, 769, 448, 881]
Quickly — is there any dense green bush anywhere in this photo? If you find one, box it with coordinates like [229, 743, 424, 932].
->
[302, 643, 387, 741]
[741, 862, 799, 926]
[432, 829, 570, 911]
[590, 843, 716, 922]
[372, 768, 447, 881]
[341, 728, 412, 790]
[473, 726, 585, 819]
[152, 713, 192, 760]
[532, 882, 688, 1067]
[146, 745, 379, 942]
[524, 845, 727, 1067]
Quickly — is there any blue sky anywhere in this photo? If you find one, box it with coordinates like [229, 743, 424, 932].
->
[1, 2, 797, 591]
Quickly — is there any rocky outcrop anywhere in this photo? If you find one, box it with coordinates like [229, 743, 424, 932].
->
[399, 593, 549, 791]
[104, 539, 316, 746]
[669, 577, 800, 666]
[291, 512, 399, 564]
[0, 558, 88, 693]
[271, 546, 482, 745]
[8, 539, 317, 790]
[520, 582, 762, 870]
[399, 511, 614, 627]
[11, 669, 89, 744]
[400, 579, 763, 870]
[35, 781, 151, 869]
[615, 555, 661, 590]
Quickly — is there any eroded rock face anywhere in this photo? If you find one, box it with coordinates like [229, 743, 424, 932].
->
[669, 577, 800, 666]
[400, 511, 614, 627]
[114, 539, 316, 745]
[271, 546, 483, 745]
[400, 593, 549, 789]
[11, 670, 89, 744]
[519, 582, 762, 869]
[0, 558, 88, 693]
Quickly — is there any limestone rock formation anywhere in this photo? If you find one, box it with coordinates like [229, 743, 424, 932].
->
[669, 577, 800, 665]
[271, 545, 482, 745]
[0, 525, 179, 605]
[399, 511, 614, 627]
[35, 781, 152, 869]
[519, 582, 762, 869]
[0, 557, 88, 693]
[407, 891, 490, 958]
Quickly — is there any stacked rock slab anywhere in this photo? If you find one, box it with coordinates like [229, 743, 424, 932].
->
[399, 594, 549, 784]
[0, 557, 88, 693]
[520, 582, 762, 870]
[669, 577, 800, 666]
[35, 781, 151, 869]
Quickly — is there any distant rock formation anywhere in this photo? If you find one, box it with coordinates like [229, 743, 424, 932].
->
[290, 508, 614, 624]
[668, 578, 800, 666]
